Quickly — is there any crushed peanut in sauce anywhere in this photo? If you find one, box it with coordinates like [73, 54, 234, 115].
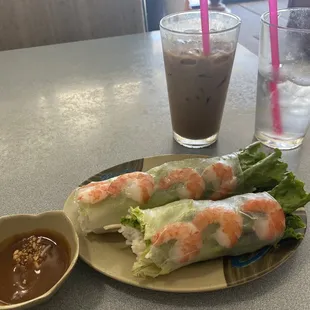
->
[12, 235, 52, 270]
[0, 230, 70, 305]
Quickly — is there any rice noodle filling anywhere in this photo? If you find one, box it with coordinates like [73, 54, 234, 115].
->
[119, 226, 146, 257]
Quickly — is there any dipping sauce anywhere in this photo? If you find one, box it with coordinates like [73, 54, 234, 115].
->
[0, 230, 70, 305]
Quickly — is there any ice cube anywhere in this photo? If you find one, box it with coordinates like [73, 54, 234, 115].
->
[289, 75, 310, 86]
[259, 63, 288, 83]
[180, 58, 197, 65]
[176, 39, 186, 45]
[283, 62, 310, 86]
[184, 29, 201, 34]
[180, 48, 201, 58]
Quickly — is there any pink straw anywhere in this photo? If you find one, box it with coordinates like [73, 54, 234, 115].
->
[268, 0, 282, 135]
[200, 0, 210, 55]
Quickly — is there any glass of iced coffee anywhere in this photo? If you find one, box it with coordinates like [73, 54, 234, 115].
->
[160, 11, 241, 148]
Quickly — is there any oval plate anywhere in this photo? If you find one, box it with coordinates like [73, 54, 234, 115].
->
[63, 154, 307, 293]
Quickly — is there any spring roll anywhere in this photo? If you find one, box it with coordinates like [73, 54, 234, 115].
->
[76, 142, 288, 234]
[120, 173, 309, 278]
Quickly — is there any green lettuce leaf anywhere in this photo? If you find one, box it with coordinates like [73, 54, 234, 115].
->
[286, 214, 306, 229]
[120, 216, 141, 230]
[120, 207, 145, 231]
[238, 141, 267, 171]
[241, 148, 288, 191]
[132, 256, 161, 278]
[269, 172, 310, 214]
[282, 214, 306, 240]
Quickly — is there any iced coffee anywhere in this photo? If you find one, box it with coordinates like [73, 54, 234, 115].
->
[160, 11, 241, 148]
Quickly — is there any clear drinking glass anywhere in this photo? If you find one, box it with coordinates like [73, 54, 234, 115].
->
[255, 8, 310, 150]
[160, 11, 241, 148]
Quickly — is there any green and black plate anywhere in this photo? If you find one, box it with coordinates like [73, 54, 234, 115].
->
[63, 154, 306, 292]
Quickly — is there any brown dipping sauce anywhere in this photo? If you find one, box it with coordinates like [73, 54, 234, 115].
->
[0, 230, 70, 305]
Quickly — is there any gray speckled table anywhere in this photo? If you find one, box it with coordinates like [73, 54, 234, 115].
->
[0, 31, 309, 310]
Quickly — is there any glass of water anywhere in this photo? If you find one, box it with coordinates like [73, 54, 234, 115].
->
[255, 8, 310, 150]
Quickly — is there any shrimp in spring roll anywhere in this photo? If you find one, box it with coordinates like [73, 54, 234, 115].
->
[75, 142, 287, 234]
[120, 173, 309, 278]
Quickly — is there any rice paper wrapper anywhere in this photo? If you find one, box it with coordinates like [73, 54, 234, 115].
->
[121, 193, 284, 278]
[75, 153, 250, 234]
[147, 153, 246, 203]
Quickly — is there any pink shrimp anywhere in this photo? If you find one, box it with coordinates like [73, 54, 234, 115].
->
[108, 172, 155, 204]
[159, 168, 205, 199]
[240, 198, 285, 241]
[202, 163, 237, 200]
[77, 172, 155, 205]
[193, 207, 243, 248]
[152, 222, 202, 264]
[77, 181, 111, 204]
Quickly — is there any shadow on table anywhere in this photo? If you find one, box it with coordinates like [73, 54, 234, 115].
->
[169, 137, 241, 158]
[102, 251, 300, 308]
[169, 138, 220, 157]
